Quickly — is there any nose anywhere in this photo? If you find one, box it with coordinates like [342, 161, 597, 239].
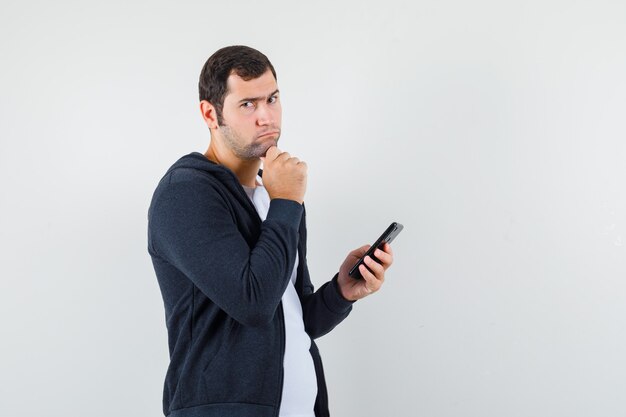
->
[256, 103, 274, 127]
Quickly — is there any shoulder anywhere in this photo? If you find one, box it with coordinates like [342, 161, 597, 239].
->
[149, 167, 231, 222]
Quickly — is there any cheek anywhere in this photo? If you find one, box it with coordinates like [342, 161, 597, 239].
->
[273, 106, 283, 123]
[226, 113, 251, 129]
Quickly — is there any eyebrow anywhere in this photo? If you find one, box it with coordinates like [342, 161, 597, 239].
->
[237, 89, 280, 104]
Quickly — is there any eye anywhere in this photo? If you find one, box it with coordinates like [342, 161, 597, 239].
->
[268, 95, 279, 104]
[241, 101, 255, 109]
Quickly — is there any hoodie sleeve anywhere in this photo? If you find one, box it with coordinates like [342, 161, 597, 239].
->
[149, 177, 302, 327]
[300, 271, 354, 339]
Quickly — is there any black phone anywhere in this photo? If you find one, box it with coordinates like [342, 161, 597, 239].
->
[348, 222, 404, 279]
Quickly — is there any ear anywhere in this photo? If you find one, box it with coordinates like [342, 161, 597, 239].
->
[199, 100, 219, 129]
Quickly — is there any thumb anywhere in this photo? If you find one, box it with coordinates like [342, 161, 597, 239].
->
[265, 145, 281, 160]
[353, 244, 371, 257]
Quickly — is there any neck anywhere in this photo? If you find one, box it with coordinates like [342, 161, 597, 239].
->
[204, 140, 261, 188]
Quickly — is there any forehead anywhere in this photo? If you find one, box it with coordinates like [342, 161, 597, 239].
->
[224, 69, 278, 100]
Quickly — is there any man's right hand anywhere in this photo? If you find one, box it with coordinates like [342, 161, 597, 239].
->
[260, 146, 307, 204]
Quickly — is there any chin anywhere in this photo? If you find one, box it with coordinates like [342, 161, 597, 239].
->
[258, 144, 274, 158]
[261, 138, 279, 153]
[241, 142, 274, 160]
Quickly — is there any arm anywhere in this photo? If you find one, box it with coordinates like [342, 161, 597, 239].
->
[301, 270, 354, 339]
[300, 235, 394, 339]
[149, 178, 302, 327]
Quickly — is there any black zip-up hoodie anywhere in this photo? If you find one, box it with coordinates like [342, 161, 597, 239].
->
[148, 152, 354, 417]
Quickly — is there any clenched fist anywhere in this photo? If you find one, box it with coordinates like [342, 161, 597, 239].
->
[260, 146, 307, 204]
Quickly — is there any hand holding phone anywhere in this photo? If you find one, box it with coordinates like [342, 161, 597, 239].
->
[349, 222, 403, 279]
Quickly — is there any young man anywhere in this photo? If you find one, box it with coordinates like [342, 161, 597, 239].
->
[148, 45, 394, 417]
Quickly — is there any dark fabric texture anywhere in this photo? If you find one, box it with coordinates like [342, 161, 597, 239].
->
[148, 152, 354, 417]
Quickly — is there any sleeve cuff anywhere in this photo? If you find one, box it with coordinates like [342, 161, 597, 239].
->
[266, 198, 303, 230]
[323, 273, 355, 314]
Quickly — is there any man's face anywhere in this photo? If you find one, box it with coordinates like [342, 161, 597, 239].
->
[217, 69, 282, 160]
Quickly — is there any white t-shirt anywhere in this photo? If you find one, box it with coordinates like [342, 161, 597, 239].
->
[242, 176, 317, 417]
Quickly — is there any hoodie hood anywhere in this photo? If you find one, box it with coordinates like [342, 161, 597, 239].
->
[153, 152, 262, 221]
[164, 152, 236, 180]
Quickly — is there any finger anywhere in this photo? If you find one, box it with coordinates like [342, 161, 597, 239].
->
[275, 151, 291, 162]
[373, 247, 393, 269]
[381, 242, 394, 257]
[359, 264, 382, 293]
[364, 255, 385, 280]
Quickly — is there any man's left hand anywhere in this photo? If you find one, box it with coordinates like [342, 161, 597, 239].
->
[336, 243, 394, 302]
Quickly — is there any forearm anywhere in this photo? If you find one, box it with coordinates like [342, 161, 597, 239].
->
[301, 274, 354, 339]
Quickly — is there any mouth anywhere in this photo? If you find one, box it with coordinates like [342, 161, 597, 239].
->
[258, 131, 279, 139]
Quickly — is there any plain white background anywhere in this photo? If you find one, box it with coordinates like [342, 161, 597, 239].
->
[1, 1, 625, 416]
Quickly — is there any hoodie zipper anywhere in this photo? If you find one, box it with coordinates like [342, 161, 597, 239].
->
[274, 301, 286, 417]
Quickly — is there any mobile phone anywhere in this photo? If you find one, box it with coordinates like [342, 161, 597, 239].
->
[348, 222, 404, 279]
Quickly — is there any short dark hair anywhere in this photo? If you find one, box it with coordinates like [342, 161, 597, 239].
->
[198, 45, 277, 125]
